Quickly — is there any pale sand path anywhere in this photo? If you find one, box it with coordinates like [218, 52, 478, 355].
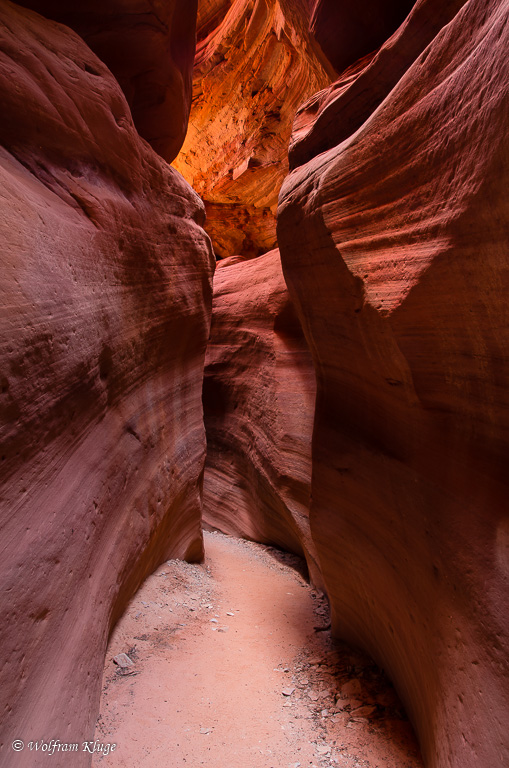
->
[92, 532, 422, 768]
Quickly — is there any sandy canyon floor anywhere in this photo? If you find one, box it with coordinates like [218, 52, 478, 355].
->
[92, 532, 423, 768]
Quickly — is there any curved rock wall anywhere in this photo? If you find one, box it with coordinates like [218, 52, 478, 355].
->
[202, 250, 320, 583]
[307, 0, 416, 74]
[173, 0, 334, 258]
[0, 2, 213, 763]
[16, 0, 198, 162]
[278, 0, 509, 766]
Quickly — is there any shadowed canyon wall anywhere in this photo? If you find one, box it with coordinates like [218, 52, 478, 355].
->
[307, 0, 416, 74]
[0, 2, 213, 763]
[16, 0, 198, 162]
[278, 1, 509, 767]
[202, 250, 320, 583]
[173, 0, 335, 258]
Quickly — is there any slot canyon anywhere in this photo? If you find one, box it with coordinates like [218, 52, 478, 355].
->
[0, 0, 508, 766]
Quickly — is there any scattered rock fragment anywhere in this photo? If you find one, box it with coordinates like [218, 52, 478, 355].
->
[352, 705, 377, 718]
[340, 679, 362, 698]
[376, 689, 399, 707]
[113, 653, 133, 669]
[313, 623, 331, 632]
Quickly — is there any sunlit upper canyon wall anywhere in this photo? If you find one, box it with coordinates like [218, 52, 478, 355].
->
[173, 0, 335, 259]
[0, 1, 213, 764]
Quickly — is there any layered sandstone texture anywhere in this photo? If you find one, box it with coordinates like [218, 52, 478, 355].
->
[202, 250, 320, 583]
[173, 0, 334, 258]
[16, 0, 198, 162]
[0, 3, 213, 764]
[278, 0, 509, 766]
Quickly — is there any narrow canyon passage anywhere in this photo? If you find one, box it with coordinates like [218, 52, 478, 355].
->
[92, 533, 422, 768]
[1, 3, 508, 767]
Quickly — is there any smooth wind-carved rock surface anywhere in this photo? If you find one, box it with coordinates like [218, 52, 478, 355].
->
[173, 0, 334, 258]
[278, 0, 509, 766]
[306, 0, 415, 74]
[202, 249, 320, 583]
[16, 0, 198, 162]
[0, 3, 213, 764]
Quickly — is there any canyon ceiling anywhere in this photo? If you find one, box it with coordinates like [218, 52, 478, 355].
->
[1, 1, 508, 767]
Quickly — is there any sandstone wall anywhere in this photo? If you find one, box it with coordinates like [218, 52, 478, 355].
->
[307, 0, 415, 73]
[16, 0, 198, 162]
[0, 3, 213, 763]
[278, 0, 509, 765]
[173, 0, 334, 258]
[202, 250, 320, 583]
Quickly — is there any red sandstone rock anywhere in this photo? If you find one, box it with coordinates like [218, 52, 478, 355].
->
[202, 249, 320, 584]
[291, 0, 468, 169]
[278, 0, 509, 766]
[16, 0, 198, 162]
[173, 0, 334, 258]
[307, 0, 415, 74]
[0, 3, 213, 763]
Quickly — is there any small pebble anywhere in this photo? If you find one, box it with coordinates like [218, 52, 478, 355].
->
[113, 653, 133, 669]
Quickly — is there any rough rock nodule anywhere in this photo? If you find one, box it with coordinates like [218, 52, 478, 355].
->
[202, 249, 320, 583]
[278, 0, 509, 766]
[0, 2, 213, 763]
